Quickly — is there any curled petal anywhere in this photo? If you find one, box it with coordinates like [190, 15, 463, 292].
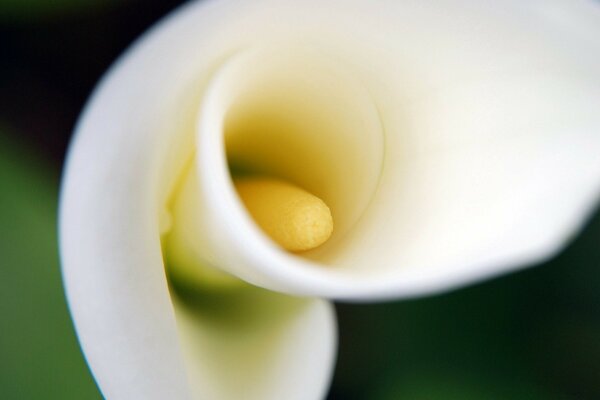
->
[60, 1, 338, 398]
[172, 0, 600, 299]
[61, 0, 600, 398]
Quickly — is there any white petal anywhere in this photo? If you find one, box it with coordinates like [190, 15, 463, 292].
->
[61, 0, 600, 397]
[173, 289, 335, 400]
[167, 0, 600, 299]
[60, 102, 192, 399]
[60, 0, 338, 398]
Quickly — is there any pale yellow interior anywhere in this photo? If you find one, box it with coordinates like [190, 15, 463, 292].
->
[223, 49, 385, 260]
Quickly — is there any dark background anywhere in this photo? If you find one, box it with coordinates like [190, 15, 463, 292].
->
[1, 1, 599, 399]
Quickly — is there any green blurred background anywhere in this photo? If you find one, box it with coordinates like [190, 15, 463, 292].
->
[1, 1, 598, 399]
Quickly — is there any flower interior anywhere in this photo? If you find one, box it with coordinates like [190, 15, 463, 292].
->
[222, 47, 384, 258]
[162, 46, 385, 288]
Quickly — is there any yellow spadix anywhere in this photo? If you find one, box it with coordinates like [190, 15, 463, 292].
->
[234, 177, 333, 252]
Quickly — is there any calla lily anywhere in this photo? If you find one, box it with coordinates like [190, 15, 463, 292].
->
[60, 0, 600, 399]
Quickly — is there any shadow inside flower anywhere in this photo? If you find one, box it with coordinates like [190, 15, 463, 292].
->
[168, 267, 334, 399]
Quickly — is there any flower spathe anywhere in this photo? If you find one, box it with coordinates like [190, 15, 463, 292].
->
[59, 0, 600, 399]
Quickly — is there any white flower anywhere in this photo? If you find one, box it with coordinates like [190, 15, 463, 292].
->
[59, 0, 600, 399]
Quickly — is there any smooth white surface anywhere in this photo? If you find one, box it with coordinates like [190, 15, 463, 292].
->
[191, 0, 600, 299]
[59, 0, 340, 399]
[60, 0, 600, 399]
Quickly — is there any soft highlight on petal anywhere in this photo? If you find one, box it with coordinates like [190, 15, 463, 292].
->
[183, 0, 600, 299]
[61, 0, 599, 398]
[60, 0, 342, 398]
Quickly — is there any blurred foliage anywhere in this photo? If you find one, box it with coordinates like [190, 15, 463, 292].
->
[0, 131, 100, 399]
[0, 0, 123, 23]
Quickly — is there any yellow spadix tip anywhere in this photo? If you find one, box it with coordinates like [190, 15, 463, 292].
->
[234, 177, 334, 252]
